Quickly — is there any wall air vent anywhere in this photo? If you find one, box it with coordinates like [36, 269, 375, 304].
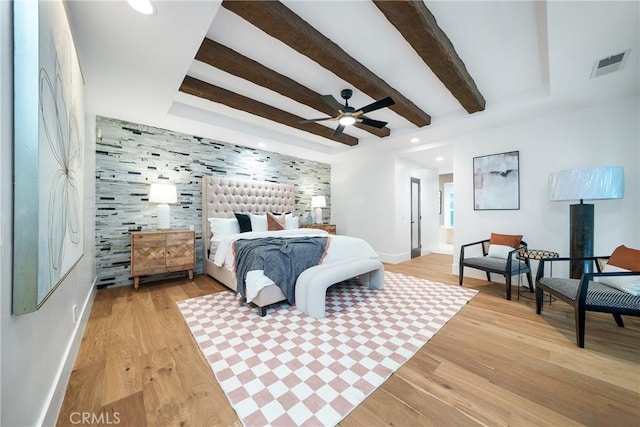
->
[590, 49, 630, 78]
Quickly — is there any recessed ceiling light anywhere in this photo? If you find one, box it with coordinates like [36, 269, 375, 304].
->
[127, 0, 156, 15]
[258, 142, 266, 148]
[436, 156, 444, 162]
[410, 137, 420, 143]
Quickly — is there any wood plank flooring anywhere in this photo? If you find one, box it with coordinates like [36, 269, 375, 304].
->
[57, 254, 640, 426]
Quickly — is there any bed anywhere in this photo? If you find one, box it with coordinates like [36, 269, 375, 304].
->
[201, 176, 380, 315]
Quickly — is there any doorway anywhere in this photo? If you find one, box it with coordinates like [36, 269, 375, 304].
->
[410, 177, 421, 258]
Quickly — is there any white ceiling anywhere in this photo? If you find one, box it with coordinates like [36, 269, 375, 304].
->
[65, 0, 639, 172]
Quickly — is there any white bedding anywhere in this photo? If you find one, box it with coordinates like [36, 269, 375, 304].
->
[210, 229, 380, 302]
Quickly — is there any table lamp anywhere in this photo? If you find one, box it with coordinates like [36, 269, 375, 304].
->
[311, 195, 326, 224]
[549, 166, 624, 278]
[149, 183, 177, 229]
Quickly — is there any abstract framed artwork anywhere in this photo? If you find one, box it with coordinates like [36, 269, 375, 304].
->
[13, 0, 85, 314]
[473, 151, 520, 210]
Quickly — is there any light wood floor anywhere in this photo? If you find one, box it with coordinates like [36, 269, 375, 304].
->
[57, 254, 640, 426]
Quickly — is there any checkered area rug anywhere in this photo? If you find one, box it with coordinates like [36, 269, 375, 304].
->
[177, 272, 477, 427]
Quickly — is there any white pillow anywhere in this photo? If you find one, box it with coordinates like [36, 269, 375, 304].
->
[285, 214, 299, 230]
[250, 214, 268, 232]
[208, 217, 240, 239]
[487, 244, 513, 259]
[597, 264, 640, 296]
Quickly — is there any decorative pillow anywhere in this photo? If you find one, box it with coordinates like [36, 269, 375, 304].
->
[608, 245, 640, 271]
[267, 212, 285, 231]
[208, 217, 240, 239]
[285, 214, 299, 230]
[597, 264, 640, 296]
[250, 213, 268, 232]
[234, 213, 252, 233]
[487, 233, 522, 259]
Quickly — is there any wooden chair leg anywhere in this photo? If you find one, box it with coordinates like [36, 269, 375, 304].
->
[459, 265, 464, 286]
[612, 313, 625, 327]
[505, 275, 512, 300]
[575, 305, 586, 348]
[485, 272, 491, 282]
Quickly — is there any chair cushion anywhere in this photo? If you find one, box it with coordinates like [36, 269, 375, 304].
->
[463, 256, 529, 273]
[538, 278, 640, 310]
[597, 264, 640, 296]
[538, 278, 582, 300]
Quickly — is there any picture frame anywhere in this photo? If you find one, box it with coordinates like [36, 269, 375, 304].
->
[473, 151, 520, 210]
[13, 1, 85, 314]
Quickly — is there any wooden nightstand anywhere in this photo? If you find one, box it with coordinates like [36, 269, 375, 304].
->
[301, 224, 337, 234]
[130, 230, 195, 289]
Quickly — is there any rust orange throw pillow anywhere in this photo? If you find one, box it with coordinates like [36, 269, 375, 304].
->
[487, 233, 522, 259]
[489, 233, 522, 248]
[608, 245, 640, 271]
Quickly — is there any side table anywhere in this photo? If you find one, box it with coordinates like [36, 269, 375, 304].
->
[131, 230, 196, 289]
[517, 249, 560, 300]
[300, 223, 337, 235]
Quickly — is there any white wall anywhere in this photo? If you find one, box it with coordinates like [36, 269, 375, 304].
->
[331, 95, 639, 273]
[332, 152, 397, 259]
[452, 95, 639, 276]
[0, 2, 97, 425]
[331, 152, 439, 262]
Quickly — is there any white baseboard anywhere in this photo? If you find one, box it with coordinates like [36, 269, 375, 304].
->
[40, 279, 97, 427]
[378, 252, 411, 264]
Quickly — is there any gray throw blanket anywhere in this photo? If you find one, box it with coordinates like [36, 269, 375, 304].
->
[234, 236, 328, 303]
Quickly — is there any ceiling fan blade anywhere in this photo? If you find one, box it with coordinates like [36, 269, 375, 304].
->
[332, 124, 345, 137]
[322, 94, 345, 112]
[299, 117, 334, 123]
[359, 117, 388, 128]
[356, 97, 395, 115]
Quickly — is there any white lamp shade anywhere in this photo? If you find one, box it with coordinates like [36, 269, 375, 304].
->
[311, 196, 326, 208]
[149, 183, 177, 204]
[549, 166, 624, 202]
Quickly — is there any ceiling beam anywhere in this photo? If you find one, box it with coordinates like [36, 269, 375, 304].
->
[195, 39, 390, 138]
[373, 0, 485, 114]
[221, 0, 431, 127]
[179, 76, 359, 146]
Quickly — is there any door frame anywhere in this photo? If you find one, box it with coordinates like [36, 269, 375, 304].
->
[410, 177, 421, 258]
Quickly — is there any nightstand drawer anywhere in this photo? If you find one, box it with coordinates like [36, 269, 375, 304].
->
[130, 230, 195, 289]
[131, 234, 165, 276]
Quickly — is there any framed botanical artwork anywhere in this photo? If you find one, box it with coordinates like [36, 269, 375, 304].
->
[473, 151, 520, 210]
[13, 1, 85, 314]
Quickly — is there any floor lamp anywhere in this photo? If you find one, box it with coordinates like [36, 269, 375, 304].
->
[549, 166, 624, 278]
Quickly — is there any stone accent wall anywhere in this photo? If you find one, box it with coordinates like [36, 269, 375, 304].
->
[95, 116, 331, 287]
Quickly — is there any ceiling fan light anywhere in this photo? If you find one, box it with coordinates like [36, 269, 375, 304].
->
[338, 115, 356, 126]
[127, 0, 156, 15]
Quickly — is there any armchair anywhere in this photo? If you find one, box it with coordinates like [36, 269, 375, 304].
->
[535, 245, 640, 348]
[459, 233, 533, 300]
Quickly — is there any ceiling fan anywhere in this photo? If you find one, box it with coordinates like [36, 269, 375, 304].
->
[300, 89, 395, 137]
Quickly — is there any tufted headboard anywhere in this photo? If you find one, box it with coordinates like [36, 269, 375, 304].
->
[201, 176, 296, 256]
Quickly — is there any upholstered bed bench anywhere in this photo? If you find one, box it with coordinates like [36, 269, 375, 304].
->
[295, 258, 384, 319]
